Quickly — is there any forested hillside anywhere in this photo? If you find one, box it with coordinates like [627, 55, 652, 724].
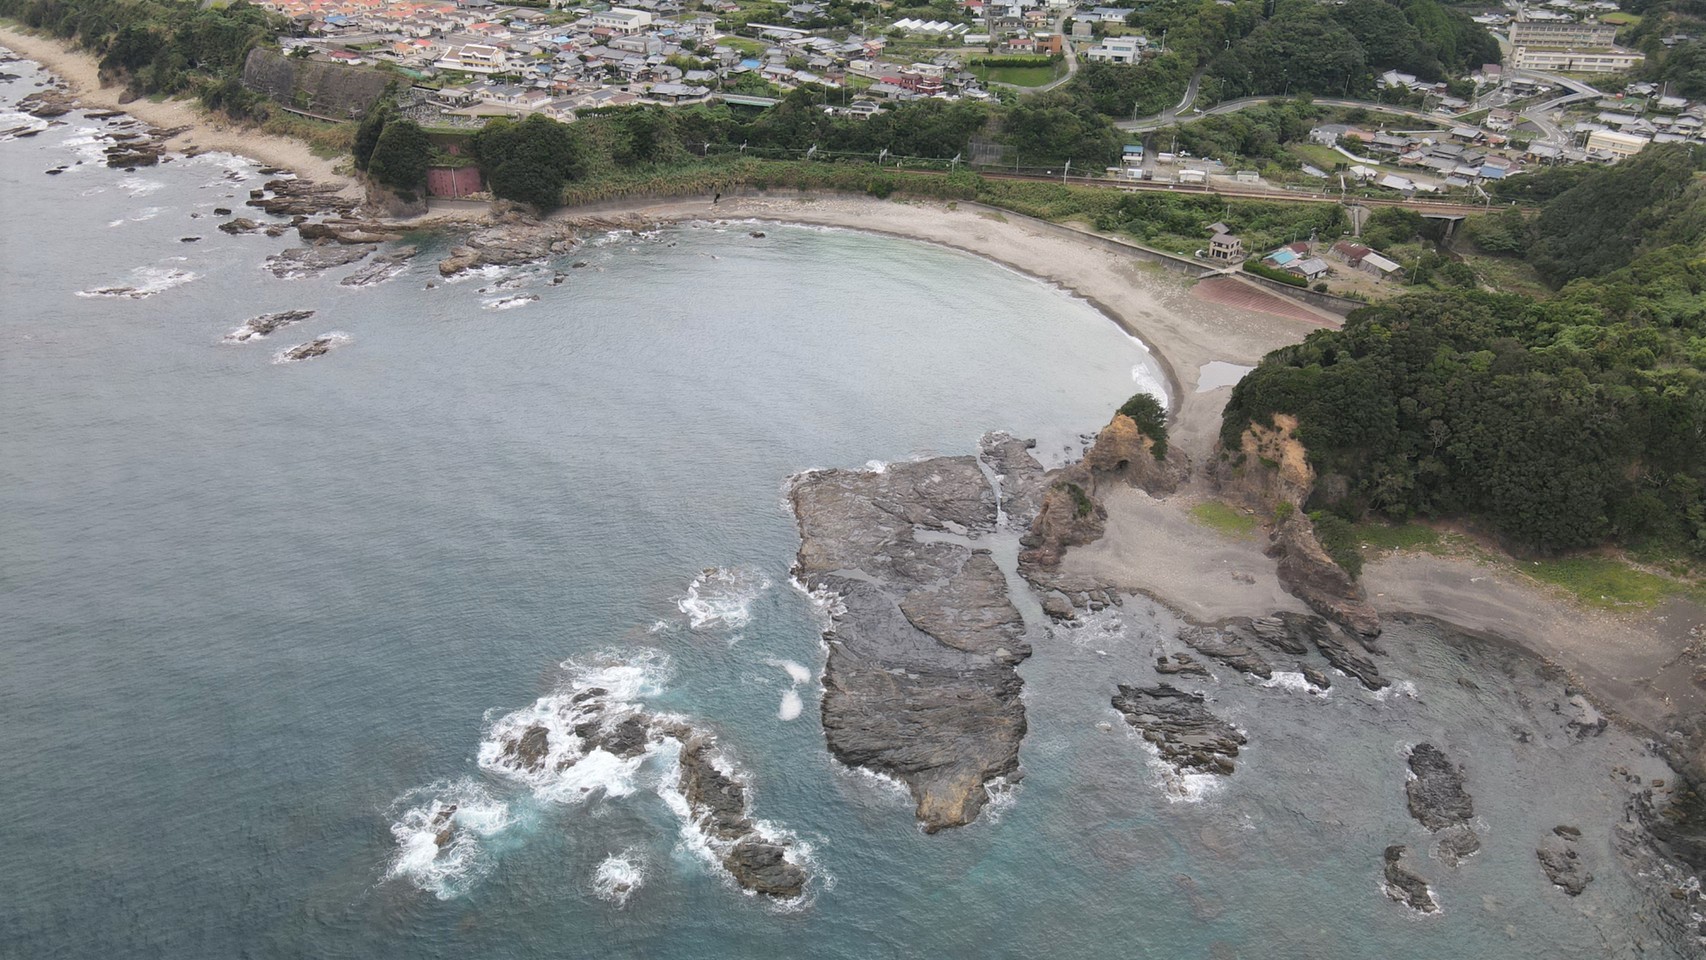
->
[1221, 145, 1706, 559]
[0, 0, 284, 114]
[1077, 0, 1497, 117]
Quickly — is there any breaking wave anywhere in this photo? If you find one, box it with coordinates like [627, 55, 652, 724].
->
[678, 567, 771, 630]
[384, 779, 513, 900]
[76, 263, 198, 299]
[591, 851, 646, 906]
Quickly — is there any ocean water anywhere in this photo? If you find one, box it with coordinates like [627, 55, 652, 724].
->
[2, 56, 1699, 959]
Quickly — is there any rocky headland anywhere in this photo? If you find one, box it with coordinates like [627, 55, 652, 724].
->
[788, 433, 1046, 832]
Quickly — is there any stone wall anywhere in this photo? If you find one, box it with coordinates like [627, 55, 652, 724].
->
[241, 48, 391, 120]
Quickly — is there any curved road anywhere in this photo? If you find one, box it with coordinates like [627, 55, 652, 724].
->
[1119, 94, 1470, 132]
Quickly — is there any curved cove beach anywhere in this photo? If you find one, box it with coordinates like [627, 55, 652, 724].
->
[2, 40, 1704, 960]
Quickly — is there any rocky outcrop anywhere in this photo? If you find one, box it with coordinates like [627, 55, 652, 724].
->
[1178, 622, 1275, 680]
[341, 246, 418, 287]
[1382, 845, 1439, 914]
[18, 88, 75, 117]
[1407, 742, 1481, 870]
[1210, 415, 1381, 638]
[1537, 826, 1592, 895]
[1406, 743, 1475, 831]
[483, 688, 809, 900]
[1309, 617, 1389, 691]
[790, 436, 1045, 832]
[1021, 481, 1106, 569]
[224, 309, 314, 343]
[266, 244, 375, 280]
[280, 335, 344, 362]
[1020, 413, 1187, 571]
[677, 737, 806, 899]
[1273, 512, 1382, 639]
[218, 217, 263, 235]
[438, 208, 583, 277]
[1111, 683, 1246, 776]
[1075, 412, 1191, 496]
[247, 178, 358, 218]
[298, 219, 404, 245]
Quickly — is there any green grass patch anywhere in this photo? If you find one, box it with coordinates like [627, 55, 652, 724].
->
[1351, 521, 1441, 552]
[1288, 144, 1345, 170]
[1190, 501, 1259, 538]
[1522, 556, 1699, 609]
[971, 63, 1065, 87]
[1600, 12, 1640, 25]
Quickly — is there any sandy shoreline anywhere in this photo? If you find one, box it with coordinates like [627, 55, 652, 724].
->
[5, 29, 1699, 748]
[0, 25, 356, 193]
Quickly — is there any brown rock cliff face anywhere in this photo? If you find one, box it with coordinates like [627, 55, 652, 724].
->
[1273, 512, 1382, 639]
[1210, 415, 1382, 639]
[1020, 413, 1189, 570]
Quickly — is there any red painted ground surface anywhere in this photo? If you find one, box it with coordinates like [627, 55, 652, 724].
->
[1191, 276, 1338, 327]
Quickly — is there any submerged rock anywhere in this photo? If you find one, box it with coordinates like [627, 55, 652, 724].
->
[791, 438, 1041, 833]
[340, 246, 418, 287]
[280, 335, 344, 362]
[1111, 683, 1246, 776]
[1406, 743, 1475, 831]
[224, 309, 314, 342]
[266, 244, 375, 280]
[1382, 844, 1439, 914]
[1311, 620, 1389, 691]
[1537, 829, 1593, 895]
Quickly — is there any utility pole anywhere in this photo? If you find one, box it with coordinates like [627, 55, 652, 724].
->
[1063, 159, 1070, 183]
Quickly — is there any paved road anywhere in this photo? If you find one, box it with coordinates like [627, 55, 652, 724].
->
[1119, 94, 1469, 132]
[1507, 69, 1601, 147]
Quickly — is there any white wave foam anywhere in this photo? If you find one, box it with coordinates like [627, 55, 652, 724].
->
[478, 650, 673, 802]
[1125, 724, 1228, 804]
[0, 109, 48, 139]
[76, 264, 198, 299]
[270, 332, 351, 364]
[118, 176, 163, 197]
[385, 779, 512, 900]
[863, 459, 889, 474]
[591, 851, 646, 906]
[484, 293, 539, 310]
[1374, 679, 1420, 702]
[768, 659, 811, 686]
[778, 689, 803, 721]
[1262, 671, 1329, 697]
[678, 567, 771, 630]
[788, 574, 846, 623]
[560, 647, 670, 701]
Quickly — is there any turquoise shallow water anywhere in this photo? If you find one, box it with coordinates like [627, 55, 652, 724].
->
[2, 55, 1700, 960]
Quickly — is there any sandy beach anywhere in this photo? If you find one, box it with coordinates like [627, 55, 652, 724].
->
[0, 25, 355, 193]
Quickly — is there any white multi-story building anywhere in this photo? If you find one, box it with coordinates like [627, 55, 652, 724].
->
[1083, 36, 1144, 64]
[587, 7, 654, 34]
[1512, 46, 1644, 72]
[1587, 128, 1649, 159]
[1509, 18, 1618, 47]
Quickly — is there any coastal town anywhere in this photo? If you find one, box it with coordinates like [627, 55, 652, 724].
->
[255, 0, 1700, 192]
